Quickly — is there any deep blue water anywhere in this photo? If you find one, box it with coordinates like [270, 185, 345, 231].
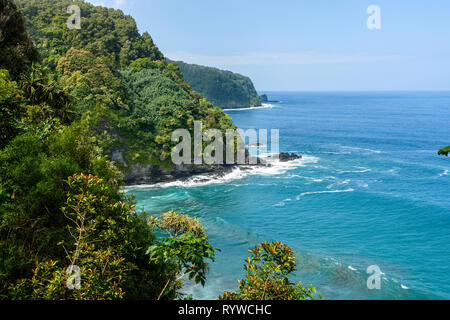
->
[127, 92, 450, 300]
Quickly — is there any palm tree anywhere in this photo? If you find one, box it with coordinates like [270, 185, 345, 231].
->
[20, 64, 73, 122]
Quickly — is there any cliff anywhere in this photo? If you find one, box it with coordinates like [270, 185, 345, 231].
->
[16, 0, 236, 184]
[173, 60, 261, 109]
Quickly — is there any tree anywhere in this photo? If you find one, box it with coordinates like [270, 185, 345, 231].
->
[9, 174, 170, 300]
[0, 70, 26, 149]
[173, 60, 262, 109]
[57, 48, 128, 112]
[147, 211, 216, 300]
[438, 146, 450, 156]
[219, 241, 318, 300]
[20, 64, 73, 123]
[15, 0, 163, 70]
[0, 0, 40, 78]
[0, 124, 121, 296]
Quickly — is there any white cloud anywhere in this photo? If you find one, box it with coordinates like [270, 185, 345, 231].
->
[167, 51, 413, 67]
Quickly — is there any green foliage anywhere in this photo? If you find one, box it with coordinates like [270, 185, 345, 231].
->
[219, 241, 318, 300]
[0, 124, 120, 295]
[174, 60, 261, 109]
[15, 0, 237, 171]
[20, 64, 73, 122]
[16, 0, 163, 70]
[438, 146, 450, 156]
[0, 69, 26, 148]
[57, 48, 129, 112]
[129, 58, 165, 72]
[0, 0, 295, 302]
[148, 211, 216, 299]
[0, 118, 214, 299]
[0, 0, 40, 78]
[118, 65, 235, 166]
[0, 64, 72, 150]
[9, 174, 168, 300]
[149, 210, 206, 238]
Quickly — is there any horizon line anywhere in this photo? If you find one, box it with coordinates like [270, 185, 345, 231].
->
[257, 90, 450, 93]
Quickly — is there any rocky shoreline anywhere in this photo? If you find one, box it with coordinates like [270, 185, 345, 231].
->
[122, 152, 303, 186]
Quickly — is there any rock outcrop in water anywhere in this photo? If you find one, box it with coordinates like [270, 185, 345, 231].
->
[122, 151, 303, 185]
[279, 152, 303, 162]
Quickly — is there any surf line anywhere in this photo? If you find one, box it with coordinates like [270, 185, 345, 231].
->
[296, 188, 354, 200]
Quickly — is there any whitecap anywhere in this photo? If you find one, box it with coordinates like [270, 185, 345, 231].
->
[341, 146, 382, 154]
[439, 169, 449, 177]
[348, 266, 357, 271]
[338, 167, 372, 174]
[327, 179, 351, 189]
[296, 188, 354, 200]
[125, 155, 319, 190]
[401, 284, 410, 290]
[273, 202, 286, 207]
[223, 103, 275, 111]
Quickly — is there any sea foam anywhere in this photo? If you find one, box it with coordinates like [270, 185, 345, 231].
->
[125, 155, 319, 190]
[296, 188, 355, 200]
[223, 103, 275, 111]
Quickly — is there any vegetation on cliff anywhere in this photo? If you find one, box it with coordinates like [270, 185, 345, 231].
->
[0, 0, 40, 78]
[0, 0, 218, 300]
[15, 0, 235, 172]
[0, 0, 317, 300]
[16, 0, 163, 70]
[173, 60, 261, 109]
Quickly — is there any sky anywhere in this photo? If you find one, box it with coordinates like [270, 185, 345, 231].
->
[89, 0, 450, 91]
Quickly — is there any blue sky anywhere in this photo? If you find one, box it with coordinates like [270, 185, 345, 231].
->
[89, 0, 450, 91]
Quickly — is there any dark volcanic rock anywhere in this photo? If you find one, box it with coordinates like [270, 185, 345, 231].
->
[122, 148, 263, 185]
[279, 152, 302, 162]
[123, 163, 236, 185]
[118, 149, 303, 185]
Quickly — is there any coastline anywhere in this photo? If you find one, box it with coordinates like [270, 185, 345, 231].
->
[222, 103, 275, 111]
[123, 153, 303, 187]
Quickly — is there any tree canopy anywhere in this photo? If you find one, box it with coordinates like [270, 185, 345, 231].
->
[15, 0, 235, 172]
[0, 0, 318, 300]
[15, 0, 163, 70]
[0, 0, 40, 77]
[174, 60, 262, 109]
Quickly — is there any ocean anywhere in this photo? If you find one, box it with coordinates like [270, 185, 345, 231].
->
[126, 91, 450, 300]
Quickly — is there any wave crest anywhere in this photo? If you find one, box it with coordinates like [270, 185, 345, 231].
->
[125, 155, 319, 190]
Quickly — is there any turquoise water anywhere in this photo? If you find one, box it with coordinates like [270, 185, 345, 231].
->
[127, 92, 450, 300]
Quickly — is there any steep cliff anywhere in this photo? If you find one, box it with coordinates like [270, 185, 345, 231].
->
[173, 60, 261, 109]
[16, 0, 236, 184]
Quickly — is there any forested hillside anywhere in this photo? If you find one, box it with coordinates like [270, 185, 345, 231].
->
[0, 0, 223, 300]
[15, 0, 234, 172]
[0, 0, 317, 300]
[174, 60, 262, 109]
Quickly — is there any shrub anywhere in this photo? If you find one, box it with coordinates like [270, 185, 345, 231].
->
[219, 241, 318, 300]
[148, 211, 216, 299]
